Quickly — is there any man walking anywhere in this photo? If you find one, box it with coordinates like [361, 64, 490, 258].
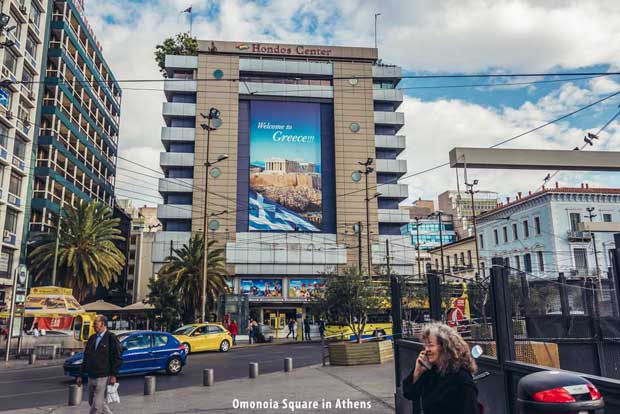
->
[229, 320, 238, 346]
[77, 315, 123, 414]
[286, 318, 295, 339]
[303, 317, 311, 341]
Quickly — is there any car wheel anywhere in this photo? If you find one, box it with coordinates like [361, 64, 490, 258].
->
[219, 340, 230, 352]
[166, 356, 183, 375]
[183, 343, 191, 354]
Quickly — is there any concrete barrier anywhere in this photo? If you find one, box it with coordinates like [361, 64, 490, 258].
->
[203, 368, 214, 386]
[68, 384, 82, 406]
[284, 357, 293, 372]
[144, 376, 156, 395]
[249, 362, 259, 378]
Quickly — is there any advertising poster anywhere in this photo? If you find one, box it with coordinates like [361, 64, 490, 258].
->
[240, 279, 283, 297]
[288, 279, 326, 299]
[249, 101, 322, 232]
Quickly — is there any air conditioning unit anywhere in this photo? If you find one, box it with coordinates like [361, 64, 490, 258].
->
[27, 92, 34, 100]
[6, 111, 13, 119]
[3, 230, 11, 239]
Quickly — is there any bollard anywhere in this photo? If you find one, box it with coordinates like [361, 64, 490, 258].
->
[249, 362, 259, 378]
[144, 376, 156, 395]
[68, 384, 82, 406]
[29, 353, 36, 365]
[284, 357, 293, 372]
[203, 368, 214, 386]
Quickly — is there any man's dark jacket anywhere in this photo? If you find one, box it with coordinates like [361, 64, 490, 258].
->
[80, 331, 123, 378]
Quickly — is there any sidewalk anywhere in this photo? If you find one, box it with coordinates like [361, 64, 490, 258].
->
[5, 362, 396, 413]
[0, 357, 65, 371]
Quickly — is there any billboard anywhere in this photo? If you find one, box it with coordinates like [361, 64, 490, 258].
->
[249, 101, 322, 232]
[288, 279, 326, 299]
[240, 279, 283, 297]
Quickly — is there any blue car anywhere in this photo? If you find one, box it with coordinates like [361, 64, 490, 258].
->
[64, 331, 187, 377]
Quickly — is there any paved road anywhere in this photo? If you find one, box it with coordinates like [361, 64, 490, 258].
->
[0, 342, 323, 412]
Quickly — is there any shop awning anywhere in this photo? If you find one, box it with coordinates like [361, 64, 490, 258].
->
[122, 301, 155, 311]
[83, 299, 123, 312]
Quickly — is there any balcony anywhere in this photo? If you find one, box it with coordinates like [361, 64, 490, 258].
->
[158, 177, 194, 193]
[373, 88, 403, 102]
[11, 0, 28, 22]
[160, 152, 194, 168]
[164, 55, 198, 71]
[567, 230, 592, 242]
[7, 192, 21, 208]
[376, 183, 408, 199]
[0, 144, 9, 164]
[239, 82, 332, 99]
[375, 135, 406, 151]
[161, 127, 195, 144]
[28, 15, 42, 43]
[376, 159, 407, 175]
[378, 209, 410, 223]
[11, 155, 26, 175]
[157, 204, 192, 220]
[372, 65, 402, 79]
[374, 111, 405, 129]
[23, 50, 38, 73]
[162, 102, 196, 119]
[3, 229, 17, 246]
[239, 58, 333, 76]
[163, 79, 197, 99]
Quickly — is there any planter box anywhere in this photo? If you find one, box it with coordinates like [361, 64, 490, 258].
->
[328, 340, 394, 366]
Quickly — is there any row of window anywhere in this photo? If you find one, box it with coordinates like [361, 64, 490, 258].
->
[479, 216, 542, 248]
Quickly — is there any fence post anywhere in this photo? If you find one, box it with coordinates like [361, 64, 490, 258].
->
[558, 272, 571, 336]
[611, 233, 620, 316]
[426, 271, 442, 321]
[490, 257, 516, 414]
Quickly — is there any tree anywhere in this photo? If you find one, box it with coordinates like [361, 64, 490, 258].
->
[314, 266, 387, 343]
[29, 201, 126, 302]
[154, 33, 198, 77]
[157, 234, 228, 323]
[147, 275, 181, 332]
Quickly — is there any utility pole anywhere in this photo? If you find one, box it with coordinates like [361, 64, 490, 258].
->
[430, 211, 446, 282]
[586, 207, 601, 281]
[355, 158, 375, 277]
[414, 217, 422, 279]
[51, 187, 66, 286]
[355, 222, 363, 271]
[465, 180, 481, 280]
[374, 13, 381, 49]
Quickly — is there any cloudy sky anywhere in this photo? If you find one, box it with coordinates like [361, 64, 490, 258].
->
[82, 0, 620, 207]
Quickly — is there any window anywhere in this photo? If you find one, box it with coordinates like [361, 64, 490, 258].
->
[504, 257, 510, 271]
[0, 248, 14, 278]
[537, 251, 544, 271]
[467, 250, 472, 267]
[4, 209, 17, 233]
[460, 252, 465, 265]
[453, 254, 458, 266]
[169, 143, 194, 153]
[502, 226, 508, 243]
[435, 259, 439, 270]
[30, 6, 41, 28]
[524, 253, 532, 272]
[207, 325, 224, 333]
[569, 213, 581, 232]
[0, 122, 8, 147]
[446, 256, 451, 271]
[153, 334, 169, 348]
[523, 220, 530, 238]
[9, 13, 21, 41]
[603, 213, 612, 223]
[3, 48, 17, 74]
[480, 263, 486, 277]
[479, 234, 484, 249]
[512, 223, 518, 240]
[514, 255, 521, 271]
[25, 36, 36, 58]
[9, 172, 21, 195]
[13, 138, 26, 160]
[123, 334, 151, 350]
[534, 216, 541, 235]
[21, 70, 33, 94]
[573, 248, 588, 274]
[493, 229, 499, 245]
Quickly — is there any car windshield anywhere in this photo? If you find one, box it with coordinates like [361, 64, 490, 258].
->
[173, 326, 195, 336]
[117, 333, 131, 342]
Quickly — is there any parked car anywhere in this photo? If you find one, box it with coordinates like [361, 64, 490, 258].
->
[63, 331, 186, 377]
[173, 323, 232, 354]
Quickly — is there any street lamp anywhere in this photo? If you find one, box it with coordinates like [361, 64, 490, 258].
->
[465, 179, 481, 280]
[429, 210, 447, 282]
[585, 207, 601, 281]
[352, 158, 374, 275]
[199, 107, 223, 324]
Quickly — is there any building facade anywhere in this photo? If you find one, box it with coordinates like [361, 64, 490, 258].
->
[428, 236, 477, 281]
[477, 186, 620, 280]
[29, 0, 121, 238]
[0, 0, 49, 311]
[154, 40, 413, 324]
[438, 190, 498, 239]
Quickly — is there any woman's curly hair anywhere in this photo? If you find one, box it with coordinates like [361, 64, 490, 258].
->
[421, 322, 477, 376]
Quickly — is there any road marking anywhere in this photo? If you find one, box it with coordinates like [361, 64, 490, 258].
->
[0, 375, 66, 384]
[0, 387, 67, 398]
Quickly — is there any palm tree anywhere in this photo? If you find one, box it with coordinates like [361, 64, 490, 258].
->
[157, 234, 228, 323]
[29, 201, 126, 302]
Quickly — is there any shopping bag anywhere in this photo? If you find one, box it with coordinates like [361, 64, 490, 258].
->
[106, 382, 120, 404]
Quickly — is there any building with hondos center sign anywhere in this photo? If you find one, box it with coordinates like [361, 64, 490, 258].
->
[154, 40, 413, 324]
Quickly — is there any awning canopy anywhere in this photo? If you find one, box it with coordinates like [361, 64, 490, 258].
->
[83, 299, 123, 312]
[122, 301, 155, 311]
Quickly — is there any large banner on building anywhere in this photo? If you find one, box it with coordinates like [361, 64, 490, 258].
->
[288, 279, 326, 299]
[249, 101, 322, 232]
[240, 279, 283, 297]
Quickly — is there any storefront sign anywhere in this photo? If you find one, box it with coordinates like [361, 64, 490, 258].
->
[240, 279, 283, 298]
[237, 43, 334, 57]
[288, 279, 326, 299]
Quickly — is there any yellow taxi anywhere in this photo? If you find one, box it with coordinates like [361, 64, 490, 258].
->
[172, 323, 233, 354]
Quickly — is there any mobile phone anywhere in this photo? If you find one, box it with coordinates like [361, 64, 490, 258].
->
[419, 352, 432, 370]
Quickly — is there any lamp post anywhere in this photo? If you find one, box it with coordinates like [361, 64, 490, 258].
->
[199, 107, 223, 324]
[586, 207, 601, 282]
[413, 217, 422, 279]
[51, 188, 66, 286]
[352, 158, 375, 276]
[430, 210, 447, 282]
[465, 179, 481, 280]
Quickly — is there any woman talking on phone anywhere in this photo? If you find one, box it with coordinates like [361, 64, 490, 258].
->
[403, 322, 480, 414]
